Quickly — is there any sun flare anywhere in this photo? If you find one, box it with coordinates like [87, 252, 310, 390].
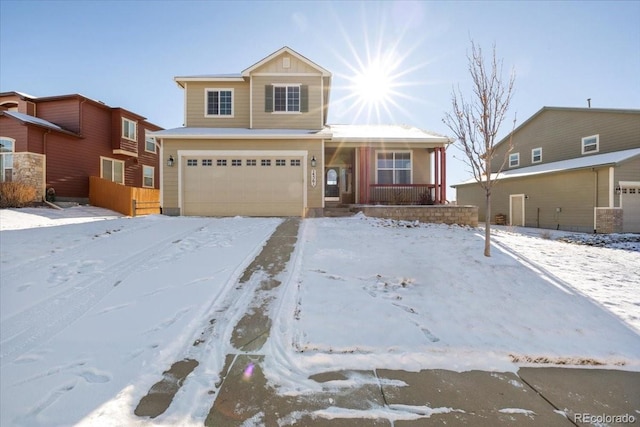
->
[353, 59, 395, 105]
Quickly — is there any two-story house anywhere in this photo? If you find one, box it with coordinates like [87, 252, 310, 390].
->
[153, 46, 452, 217]
[453, 107, 640, 233]
[0, 92, 163, 202]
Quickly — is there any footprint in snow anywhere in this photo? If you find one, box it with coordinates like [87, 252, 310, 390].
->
[78, 370, 111, 383]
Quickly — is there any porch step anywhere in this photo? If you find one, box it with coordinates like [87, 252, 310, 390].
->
[323, 207, 355, 217]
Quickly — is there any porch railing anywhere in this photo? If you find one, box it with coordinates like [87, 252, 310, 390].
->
[369, 184, 436, 205]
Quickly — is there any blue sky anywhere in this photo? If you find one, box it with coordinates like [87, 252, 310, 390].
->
[1, 0, 639, 195]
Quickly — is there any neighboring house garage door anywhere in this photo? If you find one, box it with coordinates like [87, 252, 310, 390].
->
[620, 181, 640, 233]
[182, 152, 305, 217]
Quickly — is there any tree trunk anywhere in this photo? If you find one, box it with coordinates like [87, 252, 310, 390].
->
[484, 190, 491, 257]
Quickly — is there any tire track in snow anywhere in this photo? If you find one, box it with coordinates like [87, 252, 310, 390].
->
[0, 219, 219, 366]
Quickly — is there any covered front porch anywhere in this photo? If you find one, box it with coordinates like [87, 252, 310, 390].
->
[323, 125, 452, 207]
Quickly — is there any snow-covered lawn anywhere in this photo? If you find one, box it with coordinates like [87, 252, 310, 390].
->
[0, 207, 638, 426]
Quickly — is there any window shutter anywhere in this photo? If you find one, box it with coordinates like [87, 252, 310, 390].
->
[265, 85, 273, 112]
[301, 85, 308, 112]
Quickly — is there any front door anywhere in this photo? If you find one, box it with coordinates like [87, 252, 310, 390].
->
[325, 167, 339, 200]
[510, 194, 525, 226]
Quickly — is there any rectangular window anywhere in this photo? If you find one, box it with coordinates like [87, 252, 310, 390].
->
[261, 159, 271, 166]
[273, 85, 300, 112]
[145, 134, 156, 153]
[217, 159, 227, 166]
[0, 137, 15, 182]
[509, 153, 520, 167]
[377, 152, 411, 184]
[101, 157, 125, 184]
[205, 89, 233, 117]
[202, 159, 212, 166]
[232, 159, 242, 166]
[290, 159, 301, 166]
[531, 148, 542, 163]
[122, 118, 137, 141]
[582, 135, 599, 154]
[143, 165, 154, 188]
[276, 159, 286, 166]
[246, 159, 257, 166]
[187, 159, 198, 166]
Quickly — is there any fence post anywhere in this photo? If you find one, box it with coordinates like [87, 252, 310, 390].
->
[132, 199, 137, 217]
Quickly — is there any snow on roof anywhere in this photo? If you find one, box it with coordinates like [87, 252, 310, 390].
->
[151, 127, 330, 139]
[454, 147, 640, 186]
[2, 111, 67, 132]
[328, 124, 452, 142]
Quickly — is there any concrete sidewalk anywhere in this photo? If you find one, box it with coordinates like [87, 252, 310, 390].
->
[204, 218, 640, 426]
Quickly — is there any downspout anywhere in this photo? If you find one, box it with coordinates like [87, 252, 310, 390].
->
[593, 168, 598, 233]
[43, 129, 50, 201]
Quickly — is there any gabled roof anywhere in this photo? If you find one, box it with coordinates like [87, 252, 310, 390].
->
[453, 147, 640, 186]
[242, 46, 331, 77]
[1, 111, 81, 137]
[495, 106, 640, 149]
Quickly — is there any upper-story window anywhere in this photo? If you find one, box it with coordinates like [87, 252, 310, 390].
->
[582, 134, 599, 154]
[377, 151, 411, 184]
[205, 89, 233, 117]
[145, 134, 156, 153]
[122, 118, 137, 141]
[531, 147, 542, 163]
[265, 84, 308, 113]
[0, 137, 15, 182]
[509, 152, 520, 168]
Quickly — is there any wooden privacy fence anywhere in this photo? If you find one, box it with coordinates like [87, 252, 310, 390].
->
[89, 176, 160, 216]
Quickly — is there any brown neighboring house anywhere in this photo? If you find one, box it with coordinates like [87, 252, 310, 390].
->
[453, 107, 640, 233]
[0, 92, 163, 202]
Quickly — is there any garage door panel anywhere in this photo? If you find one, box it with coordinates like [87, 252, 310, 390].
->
[621, 185, 640, 233]
[182, 155, 304, 217]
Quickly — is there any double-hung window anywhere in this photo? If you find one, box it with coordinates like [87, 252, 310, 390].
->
[205, 89, 233, 117]
[377, 152, 411, 184]
[101, 157, 124, 184]
[143, 166, 154, 188]
[582, 135, 599, 154]
[145, 134, 156, 153]
[531, 147, 542, 163]
[0, 137, 14, 182]
[265, 84, 308, 113]
[122, 118, 137, 141]
[509, 153, 520, 168]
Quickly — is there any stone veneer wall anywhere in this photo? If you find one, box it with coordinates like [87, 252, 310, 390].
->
[595, 208, 623, 234]
[12, 153, 45, 201]
[354, 205, 478, 227]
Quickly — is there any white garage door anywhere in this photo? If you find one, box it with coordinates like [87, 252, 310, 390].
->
[182, 154, 305, 217]
[621, 182, 640, 233]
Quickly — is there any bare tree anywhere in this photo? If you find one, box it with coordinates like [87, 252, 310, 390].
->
[443, 42, 516, 257]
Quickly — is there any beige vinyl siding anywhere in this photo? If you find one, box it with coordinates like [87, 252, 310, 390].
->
[161, 138, 323, 213]
[184, 81, 250, 128]
[252, 52, 320, 74]
[252, 75, 323, 129]
[492, 109, 640, 172]
[457, 168, 612, 232]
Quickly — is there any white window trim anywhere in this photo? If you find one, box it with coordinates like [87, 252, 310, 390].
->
[272, 83, 302, 114]
[144, 132, 157, 154]
[204, 88, 234, 118]
[509, 152, 520, 168]
[100, 156, 125, 184]
[122, 118, 137, 142]
[582, 134, 599, 155]
[374, 150, 413, 185]
[531, 147, 542, 163]
[142, 165, 154, 188]
[0, 136, 15, 183]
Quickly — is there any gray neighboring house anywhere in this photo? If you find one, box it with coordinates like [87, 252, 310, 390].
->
[453, 107, 640, 233]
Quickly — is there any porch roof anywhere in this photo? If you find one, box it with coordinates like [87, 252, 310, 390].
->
[326, 124, 453, 145]
[452, 147, 640, 186]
